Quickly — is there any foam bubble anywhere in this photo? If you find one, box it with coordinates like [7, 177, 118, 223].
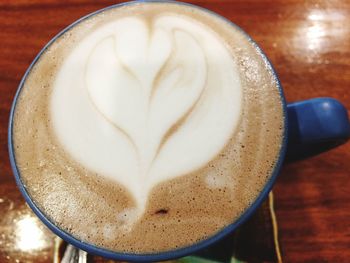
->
[116, 208, 140, 232]
[205, 171, 229, 189]
[103, 224, 116, 240]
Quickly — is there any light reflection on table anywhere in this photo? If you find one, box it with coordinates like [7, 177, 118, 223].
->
[292, 7, 349, 60]
[0, 196, 55, 262]
[15, 215, 49, 252]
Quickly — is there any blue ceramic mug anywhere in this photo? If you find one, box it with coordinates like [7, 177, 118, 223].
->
[8, 1, 350, 262]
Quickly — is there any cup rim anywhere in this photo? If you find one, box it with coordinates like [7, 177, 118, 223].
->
[8, 0, 288, 261]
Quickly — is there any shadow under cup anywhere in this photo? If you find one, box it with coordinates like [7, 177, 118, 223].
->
[11, 0, 342, 262]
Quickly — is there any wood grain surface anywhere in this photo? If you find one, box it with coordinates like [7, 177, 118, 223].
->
[0, 0, 349, 262]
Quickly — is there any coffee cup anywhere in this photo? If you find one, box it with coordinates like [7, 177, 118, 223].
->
[8, 1, 350, 261]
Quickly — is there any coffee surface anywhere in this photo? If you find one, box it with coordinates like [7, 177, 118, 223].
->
[13, 2, 284, 253]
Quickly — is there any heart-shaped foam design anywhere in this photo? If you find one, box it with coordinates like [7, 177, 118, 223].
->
[51, 15, 242, 214]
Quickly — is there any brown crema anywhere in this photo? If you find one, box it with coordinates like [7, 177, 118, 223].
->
[12, 2, 284, 253]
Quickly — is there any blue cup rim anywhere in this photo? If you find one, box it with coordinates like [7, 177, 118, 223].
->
[8, 1, 288, 261]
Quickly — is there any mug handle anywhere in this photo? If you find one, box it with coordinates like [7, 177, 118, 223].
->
[286, 97, 350, 161]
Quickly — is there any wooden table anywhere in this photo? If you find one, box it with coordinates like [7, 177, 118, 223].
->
[0, 0, 349, 262]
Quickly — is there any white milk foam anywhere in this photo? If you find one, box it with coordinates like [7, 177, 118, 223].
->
[51, 14, 242, 215]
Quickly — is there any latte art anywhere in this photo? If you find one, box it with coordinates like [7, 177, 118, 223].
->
[13, 2, 284, 254]
[51, 15, 242, 211]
